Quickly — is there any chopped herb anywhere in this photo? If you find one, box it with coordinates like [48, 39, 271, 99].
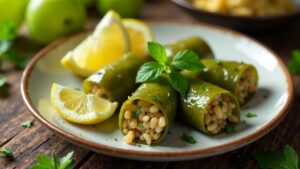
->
[0, 147, 13, 158]
[114, 138, 118, 142]
[20, 120, 33, 128]
[181, 133, 197, 144]
[132, 109, 142, 118]
[245, 113, 257, 118]
[255, 145, 299, 169]
[288, 49, 300, 75]
[30, 151, 74, 169]
[0, 75, 7, 87]
[225, 124, 235, 134]
[137, 144, 142, 147]
[136, 42, 205, 96]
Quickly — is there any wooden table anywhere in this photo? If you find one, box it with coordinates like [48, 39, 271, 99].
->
[1, 1, 299, 168]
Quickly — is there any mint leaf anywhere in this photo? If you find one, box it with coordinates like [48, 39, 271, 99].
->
[30, 151, 74, 169]
[59, 151, 74, 169]
[147, 42, 167, 64]
[0, 75, 7, 87]
[181, 133, 197, 144]
[255, 145, 299, 169]
[172, 50, 205, 71]
[283, 145, 299, 169]
[225, 124, 235, 134]
[245, 112, 257, 118]
[0, 147, 13, 158]
[31, 155, 52, 169]
[169, 71, 188, 96]
[20, 120, 33, 128]
[136, 62, 164, 83]
[288, 50, 300, 75]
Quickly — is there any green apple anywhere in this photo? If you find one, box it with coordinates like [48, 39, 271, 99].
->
[26, 0, 87, 45]
[0, 0, 29, 29]
[97, 0, 144, 18]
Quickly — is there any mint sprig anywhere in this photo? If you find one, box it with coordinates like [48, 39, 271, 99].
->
[255, 145, 299, 169]
[30, 151, 74, 169]
[136, 42, 205, 96]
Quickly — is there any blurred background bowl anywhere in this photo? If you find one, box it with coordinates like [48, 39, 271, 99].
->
[172, 0, 300, 32]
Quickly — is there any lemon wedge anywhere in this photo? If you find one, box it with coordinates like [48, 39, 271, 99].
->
[123, 19, 154, 58]
[50, 83, 118, 124]
[61, 10, 130, 77]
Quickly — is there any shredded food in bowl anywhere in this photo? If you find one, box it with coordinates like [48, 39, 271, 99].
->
[189, 0, 296, 16]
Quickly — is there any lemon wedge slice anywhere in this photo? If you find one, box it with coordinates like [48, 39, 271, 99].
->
[50, 83, 118, 124]
[61, 10, 130, 77]
[123, 19, 154, 58]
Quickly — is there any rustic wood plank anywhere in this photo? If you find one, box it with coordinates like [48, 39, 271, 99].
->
[80, 154, 168, 169]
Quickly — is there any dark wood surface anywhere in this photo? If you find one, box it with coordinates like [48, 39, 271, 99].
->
[1, 0, 300, 168]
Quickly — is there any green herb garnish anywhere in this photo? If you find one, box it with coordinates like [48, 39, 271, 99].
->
[225, 124, 236, 134]
[288, 49, 300, 75]
[245, 112, 257, 118]
[20, 120, 33, 128]
[0, 75, 7, 87]
[114, 138, 118, 142]
[0, 147, 13, 158]
[216, 60, 223, 66]
[30, 151, 74, 169]
[136, 42, 205, 96]
[132, 109, 142, 118]
[181, 133, 197, 144]
[0, 22, 29, 69]
[255, 145, 299, 169]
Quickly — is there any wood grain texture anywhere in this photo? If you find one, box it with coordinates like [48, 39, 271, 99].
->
[0, 0, 300, 168]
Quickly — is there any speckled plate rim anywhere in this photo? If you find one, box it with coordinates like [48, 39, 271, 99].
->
[21, 21, 294, 161]
[172, 0, 300, 20]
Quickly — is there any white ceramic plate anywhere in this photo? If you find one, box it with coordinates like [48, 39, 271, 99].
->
[21, 22, 294, 161]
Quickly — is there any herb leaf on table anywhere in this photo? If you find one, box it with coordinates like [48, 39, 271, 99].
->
[255, 145, 299, 169]
[30, 151, 74, 169]
[136, 42, 205, 96]
[288, 50, 300, 75]
[181, 133, 197, 144]
[0, 147, 13, 158]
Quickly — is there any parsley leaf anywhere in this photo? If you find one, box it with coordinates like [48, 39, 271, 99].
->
[136, 62, 164, 83]
[255, 145, 299, 169]
[288, 50, 300, 75]
[225, 124, 235, 134]
[132, 109, 142, 118]
[20, 120, 33, 128]
[172, 50, 205, 71]
[181, 133, 197, 144]
[147, 42, 167, 64]
[30, 151, 74, 169]
[0, 75, 7, 87]
[246, 112, 257, 118]
[0, 147, 13, 158]
[169, 71, 188, 96]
